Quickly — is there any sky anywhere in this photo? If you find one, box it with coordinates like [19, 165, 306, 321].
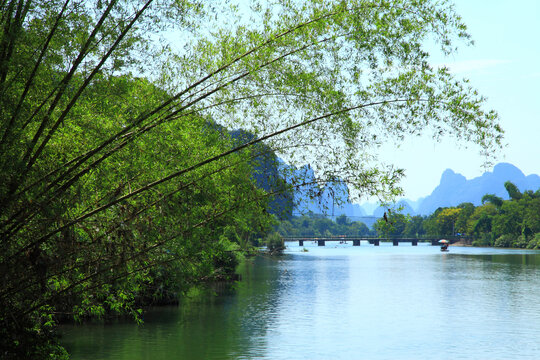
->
[377, 0, 540, 201]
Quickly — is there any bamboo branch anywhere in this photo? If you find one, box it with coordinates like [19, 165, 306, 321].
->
[0, 0, 71, 147]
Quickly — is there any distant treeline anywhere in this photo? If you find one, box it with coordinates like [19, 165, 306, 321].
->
[275, 213, 374, 238]
[275, 181, 540, 248]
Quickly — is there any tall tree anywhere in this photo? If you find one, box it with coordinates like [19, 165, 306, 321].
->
[467, 203, 497, 239]
[504, 181, 523, 201]
[455, 202, 475, 235]
[492, 200, 523, 239]
[435, 207, 461, 236]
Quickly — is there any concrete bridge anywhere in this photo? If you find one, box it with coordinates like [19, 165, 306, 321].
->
[282, 236, 463, 247]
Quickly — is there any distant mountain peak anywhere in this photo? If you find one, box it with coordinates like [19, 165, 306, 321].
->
[492, 162, 524, 178]
[440, 168, 466, 185]
[415, 162, 540, 215]
[298, 163, 539, 222]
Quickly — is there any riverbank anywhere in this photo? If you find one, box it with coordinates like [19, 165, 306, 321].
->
[450, 239, 473, 247]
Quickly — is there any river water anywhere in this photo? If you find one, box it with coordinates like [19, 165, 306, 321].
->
[62, 242, 540, 359]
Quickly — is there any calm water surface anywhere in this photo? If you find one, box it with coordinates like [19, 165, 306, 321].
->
[62, 243, 540, 359]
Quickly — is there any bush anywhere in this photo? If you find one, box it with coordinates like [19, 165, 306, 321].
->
[494, 234, 515, 247]
[265, 232, 285, 253]
[526, 233, 540, 249]
[472, 233, 492, 247]
[512, 235, 529, 248]
[211, 238, 241, 280]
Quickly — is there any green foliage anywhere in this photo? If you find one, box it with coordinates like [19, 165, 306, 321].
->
[276, 214, 372, 237]
[373, 212, 408, 238]
[504, 181, 523, 201]
[366, 191, 540, 248]
[0, 74, 277, 355]
[526, 233, 540, 250]
[458, 186, 540, 247]
[467, 204, 497, 237]
[265, 232, 285, 253]
[471, 186, 540, 247]
[307, 186, 540, 248]
[494, 234, 515, 248]
[481, 194, 503, 208]
[435, 208, 461, 236]
[491, 201, 523, 238]
[336, 214, 349, 226]
[0, 305, 70, 360]
[512, 235, 529, 249]
[523, 198, 540, 235]
[455, 202, 475, 234]
[403, 215, 425, 237]
[472, 233, 493, 247]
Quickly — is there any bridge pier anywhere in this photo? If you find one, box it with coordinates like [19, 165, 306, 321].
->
[353, 239, 360, 246]
[393, 240, 399, 246]
[412, 240, 418, 246]
[374, 240, 379, 246]
[318, 240, 325, 246]
[299, 240, 304, 246]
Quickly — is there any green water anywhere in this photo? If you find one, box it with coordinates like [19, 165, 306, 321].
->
[62, 243, 540, 359]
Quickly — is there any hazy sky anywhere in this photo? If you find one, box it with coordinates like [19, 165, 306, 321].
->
[377, 0, 540, 201]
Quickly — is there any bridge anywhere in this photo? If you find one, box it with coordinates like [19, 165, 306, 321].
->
[282, 236, 465, 247]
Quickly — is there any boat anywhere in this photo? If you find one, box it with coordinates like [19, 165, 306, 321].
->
[439, 239, 449, 252]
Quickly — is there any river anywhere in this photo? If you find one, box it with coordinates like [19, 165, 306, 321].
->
[61, 242, 540, 359]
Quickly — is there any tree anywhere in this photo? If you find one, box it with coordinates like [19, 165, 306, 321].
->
[467, 204, 497, 243]
[491, 200, 523, 239]
[455, 202, 475, 235]
[315, 217, 336, 235]
[374, 211, 408, 238]
[348, 221, 371, 236]
[481, 194, 503, 209]
[1, 0, 503, 357]
[423, 207, 443, 236]
[435, 207, 461, 236]
[522, 197, 540, 237]
[403, 215, 425, 238]
[504, 181, 523, 201]
[336, 214, 350, 226]
[421, 207, 461, 237]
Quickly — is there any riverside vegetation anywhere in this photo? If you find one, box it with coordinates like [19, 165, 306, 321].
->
[370, 180, 540, 248]
[0, 0, 505, 358]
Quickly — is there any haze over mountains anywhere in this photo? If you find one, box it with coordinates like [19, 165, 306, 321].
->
[413, 163, 540, 215]
[294, 163, 540, 220]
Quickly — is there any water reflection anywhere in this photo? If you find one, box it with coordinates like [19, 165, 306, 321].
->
[63, 256, 287, 360]
[63, 246, 540, 359]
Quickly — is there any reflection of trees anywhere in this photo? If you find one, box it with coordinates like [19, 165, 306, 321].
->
[64, 256, 285, 359]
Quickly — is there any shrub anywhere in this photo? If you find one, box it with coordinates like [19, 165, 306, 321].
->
[212, 238, 241, 279]
[526, 233, 540, 249]
[472, 233, 492, 247]
[265, 232, 285, 253]
[512, 235, 529, 248]
[494, 234, 515, 248]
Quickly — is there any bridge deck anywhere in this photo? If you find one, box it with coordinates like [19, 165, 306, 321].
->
[282, 237, 461, 246]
